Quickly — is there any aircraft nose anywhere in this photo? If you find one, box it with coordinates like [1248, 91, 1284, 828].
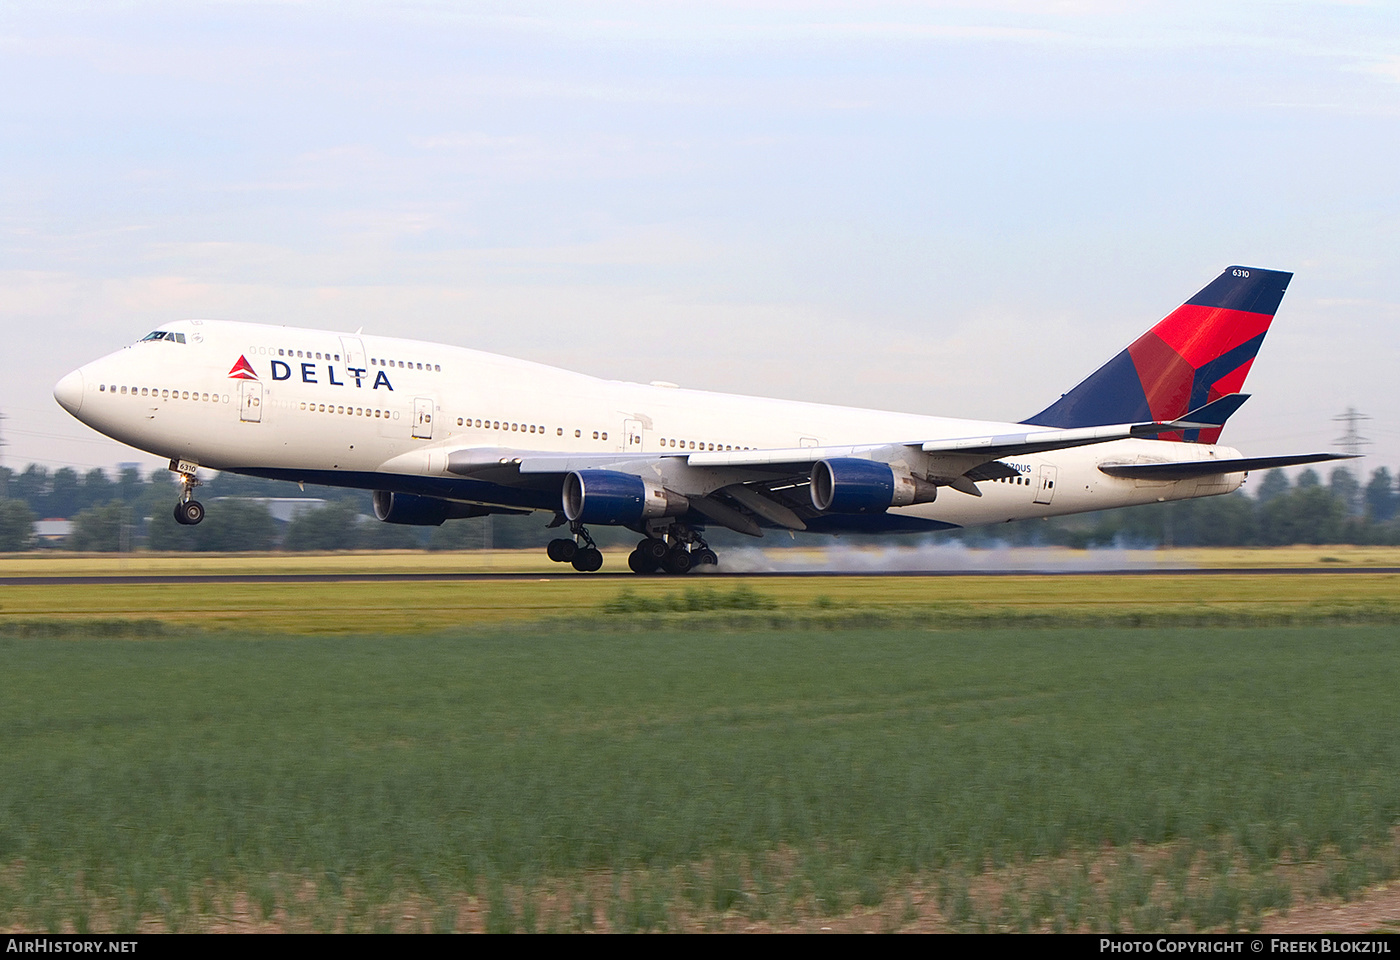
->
[54, 369, 85, 415]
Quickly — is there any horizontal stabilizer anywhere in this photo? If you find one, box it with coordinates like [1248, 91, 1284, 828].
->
[1098, 453, 1355, 481]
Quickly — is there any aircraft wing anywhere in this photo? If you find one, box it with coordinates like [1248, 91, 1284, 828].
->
[401, 394, 1347, 538]
[683, 421, 1181, 473]
[442, 394, 1254, 495]
[443, 421, 1155, 485]
[684, 394, 1252, 476]
[446, 447, 690, 478]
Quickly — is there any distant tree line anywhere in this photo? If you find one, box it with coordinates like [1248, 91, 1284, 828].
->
[0, 463, 1397, 553]
[0, 463, 603, 552]
[944, 466, 1400, 549]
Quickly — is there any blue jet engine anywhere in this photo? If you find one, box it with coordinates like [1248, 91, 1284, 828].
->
[809, 458, 938, 514]
[562, 470, 690, 526]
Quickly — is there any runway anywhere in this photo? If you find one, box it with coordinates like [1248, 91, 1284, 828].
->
[4, 567, 1398, 586]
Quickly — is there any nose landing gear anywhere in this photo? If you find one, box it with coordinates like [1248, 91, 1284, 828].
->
[169, 458, 205, 526]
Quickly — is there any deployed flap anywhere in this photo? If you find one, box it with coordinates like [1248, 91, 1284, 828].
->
[688, 496, 764, 537]
[966, 461, 1021, 482]
[945, 475, 982, 497]
[721, 483, 807, 530]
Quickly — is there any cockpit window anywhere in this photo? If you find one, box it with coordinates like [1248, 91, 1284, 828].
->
[139, 331, 186, 343]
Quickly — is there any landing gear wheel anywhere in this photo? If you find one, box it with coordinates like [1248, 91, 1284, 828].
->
[641, 538, 669, 563]
[694, 548, 717, 567]
[628, 549, 659, 574]
[547, 538, 577, 563]
[662, 548, 693, 575]
[174, 500, 205, 525]
[571, 547, 603, 572]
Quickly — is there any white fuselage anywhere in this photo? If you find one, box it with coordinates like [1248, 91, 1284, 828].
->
[55, 318, 1246, 531]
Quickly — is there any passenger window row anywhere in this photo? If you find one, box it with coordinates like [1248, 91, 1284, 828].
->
[373, 358, 440, 372]
[440, 419, 751, 451]
[452, 418, 611, 442]
[256, 345, 443, 373]
[301, 403, 399, 419]
[249, 345, 445, 375]
[249, 346, 341, 361]
[659, 438, 749, 451]
[100, 384, 228, 403]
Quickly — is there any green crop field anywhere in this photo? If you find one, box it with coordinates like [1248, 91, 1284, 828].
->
[1, 559, 1398, 634]
[1, 571, 1399, 932]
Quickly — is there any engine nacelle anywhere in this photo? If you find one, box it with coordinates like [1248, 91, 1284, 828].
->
[372, 491, 485, 526]
[809, 458, 937, 514]
[562, 470, 689, 526]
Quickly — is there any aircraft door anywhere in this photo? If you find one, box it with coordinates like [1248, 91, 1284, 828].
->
[1034, 465, 1057, 505]
[413, 397, 434, 439]
[623, 418, 644, 452]
[340, 336, 366, 369]
[240, 380, 263, 423]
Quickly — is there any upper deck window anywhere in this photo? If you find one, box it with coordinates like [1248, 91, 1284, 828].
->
[139, 331, 186, 344]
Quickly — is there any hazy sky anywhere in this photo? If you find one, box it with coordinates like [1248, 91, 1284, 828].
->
[3, 1, 1398, 479]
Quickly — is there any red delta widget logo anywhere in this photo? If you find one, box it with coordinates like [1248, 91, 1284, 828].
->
[227, 356, 258, 381]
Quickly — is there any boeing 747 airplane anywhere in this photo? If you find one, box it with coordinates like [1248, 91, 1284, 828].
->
[53, 266, 1346, 573]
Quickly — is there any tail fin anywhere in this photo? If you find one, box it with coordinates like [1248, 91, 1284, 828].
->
[1023, 266, 1292, 442]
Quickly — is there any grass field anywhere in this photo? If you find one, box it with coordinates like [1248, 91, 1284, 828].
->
[1, 551, 1398, 635]
[1, 560, 1398, 932]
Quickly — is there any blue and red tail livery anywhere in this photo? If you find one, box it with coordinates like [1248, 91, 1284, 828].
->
[1024, 266, 1292, 442]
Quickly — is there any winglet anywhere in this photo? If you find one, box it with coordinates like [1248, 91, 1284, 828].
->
[1129, 394, 1250, 437]
[1176, 392, 1250, 426]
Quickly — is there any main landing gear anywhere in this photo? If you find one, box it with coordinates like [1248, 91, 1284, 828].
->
[626, 524, 717, 575]
[544, 521, 721, 574]
[546, 521, 603, 572]
[169, 458, 205, 526]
